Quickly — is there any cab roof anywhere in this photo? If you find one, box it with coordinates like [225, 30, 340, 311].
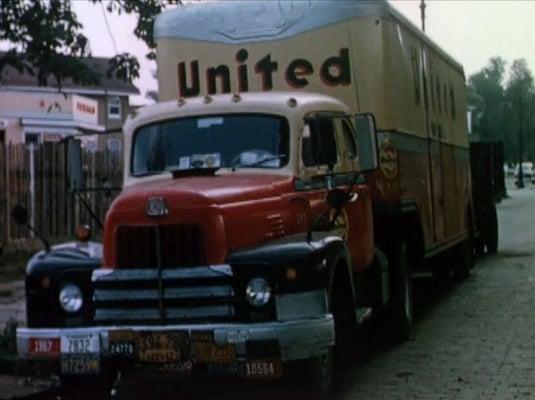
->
[124, 91, 351, 133]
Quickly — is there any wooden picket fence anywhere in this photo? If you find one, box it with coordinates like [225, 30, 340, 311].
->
[0, 141, 123, 247]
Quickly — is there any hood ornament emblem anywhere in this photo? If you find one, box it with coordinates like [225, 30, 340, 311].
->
[146, 197, 168, 217]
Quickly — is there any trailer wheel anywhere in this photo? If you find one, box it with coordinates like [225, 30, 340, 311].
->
[485, 205, 498, 253]
[385, 241, 413, 342]
[474, 237, 485, 256]
[452, 236, 473, 280]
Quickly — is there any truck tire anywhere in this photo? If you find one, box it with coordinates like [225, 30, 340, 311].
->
[484, 205, 498, 253]
[60, 374, 115, 400]
[385, 241, 413, 342]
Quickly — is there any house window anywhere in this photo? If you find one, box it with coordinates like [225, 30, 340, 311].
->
[108, 96, 121, 120]
[25, 133, 40, 145]
[107, 138, 122, 153]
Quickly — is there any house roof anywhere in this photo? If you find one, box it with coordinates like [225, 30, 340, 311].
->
[0, 52, 139, 96]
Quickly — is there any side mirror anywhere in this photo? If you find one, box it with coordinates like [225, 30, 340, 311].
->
[68, 139, 85, 190]
[11, 204, 51, 252]
[355, 113, 378, 171]
[11, 204, 28, 226]
[326, 188, 351, 210]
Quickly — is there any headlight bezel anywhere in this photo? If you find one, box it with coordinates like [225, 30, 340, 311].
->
[58, 283, 84, 314]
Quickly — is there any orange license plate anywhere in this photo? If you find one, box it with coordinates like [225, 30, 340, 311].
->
[137, 332, 187, 363]
[193, 342, 235, 363]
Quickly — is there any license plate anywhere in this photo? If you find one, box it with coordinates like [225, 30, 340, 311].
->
[138, 332, 187, 363]
[29, 337, 60, 358]
[109, 330, 136, 357]
[61, 333, 100, 354]
[159, 360, 195, 374]
[193, 342, 235, 363]
[61, 355, 100, 375]
[241, 359, 282, 378]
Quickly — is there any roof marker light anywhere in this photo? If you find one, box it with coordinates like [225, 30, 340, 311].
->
[204, 95, 213, 104]
[177, 97, 186, 107]
[232, 93, 241, 103]
[287, 97, 297, 108]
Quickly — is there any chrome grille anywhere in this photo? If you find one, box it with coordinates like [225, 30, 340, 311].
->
[92, 265, 239, 325]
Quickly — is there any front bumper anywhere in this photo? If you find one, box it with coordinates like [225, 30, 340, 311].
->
[17, 315, 334, 364]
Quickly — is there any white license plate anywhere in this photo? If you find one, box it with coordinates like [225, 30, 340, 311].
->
[61, 333, 100, 354]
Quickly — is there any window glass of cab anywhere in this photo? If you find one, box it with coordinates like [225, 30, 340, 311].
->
[340, 119, 357, 161]
[302, 117, 338, 167]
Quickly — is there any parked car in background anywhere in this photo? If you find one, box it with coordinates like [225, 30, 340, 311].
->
[514, 162, 533, 182]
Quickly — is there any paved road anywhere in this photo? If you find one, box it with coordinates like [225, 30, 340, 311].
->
[337, 183, 535, 399]
[4, 181, 535, 399]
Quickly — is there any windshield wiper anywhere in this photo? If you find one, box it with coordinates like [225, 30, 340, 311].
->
[135, 170, 162, 177]
[231, 155, 283, 170]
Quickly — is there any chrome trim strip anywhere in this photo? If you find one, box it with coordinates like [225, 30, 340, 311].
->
[94, 305, 234, 322]
[92, 264, 233, 282]
[93, 286, 234, 302]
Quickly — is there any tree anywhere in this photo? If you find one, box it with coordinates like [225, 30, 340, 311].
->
[0, 0, 180, 88]
[503, 59, 535, 162]
[467, 57, 506, 141]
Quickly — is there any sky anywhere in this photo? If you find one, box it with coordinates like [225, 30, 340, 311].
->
[61, 1, 535, 105]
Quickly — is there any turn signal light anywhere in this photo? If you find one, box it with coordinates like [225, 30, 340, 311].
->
[285, 268, 297, 280]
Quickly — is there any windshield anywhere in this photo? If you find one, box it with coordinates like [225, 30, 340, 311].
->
[132, 114, 290, 176]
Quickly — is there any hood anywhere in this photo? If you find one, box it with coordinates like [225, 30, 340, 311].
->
[113, 173, 295, 210]
[102, 173, 300, 268]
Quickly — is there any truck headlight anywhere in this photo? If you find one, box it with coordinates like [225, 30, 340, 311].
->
[59, 283, 83, 313]
[246, 277, 272, 307]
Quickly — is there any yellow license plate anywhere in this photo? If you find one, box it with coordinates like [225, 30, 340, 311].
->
[137, 332, 186, 363]
[193, 342, 236, 363]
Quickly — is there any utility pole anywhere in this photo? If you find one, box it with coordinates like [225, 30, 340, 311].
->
[420, 0, 426, 32]
[517, 85, 524, 188]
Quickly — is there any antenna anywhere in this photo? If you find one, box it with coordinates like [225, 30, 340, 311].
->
[420, 0, 426, 32]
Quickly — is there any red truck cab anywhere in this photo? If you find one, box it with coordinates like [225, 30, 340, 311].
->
[17, 91, 381, 395]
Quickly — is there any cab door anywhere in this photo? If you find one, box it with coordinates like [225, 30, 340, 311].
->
[297, 115, 373, 271]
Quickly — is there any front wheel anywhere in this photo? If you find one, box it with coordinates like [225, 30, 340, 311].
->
[384, 241, 413, 342]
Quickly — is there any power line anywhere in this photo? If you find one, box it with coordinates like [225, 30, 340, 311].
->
[100, 1, 118, 54]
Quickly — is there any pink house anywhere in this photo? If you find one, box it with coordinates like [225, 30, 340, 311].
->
[0, 54, 139, 145]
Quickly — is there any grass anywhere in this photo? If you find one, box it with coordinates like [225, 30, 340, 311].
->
[0, 247, 33, 283]
[0, 239, 56, 283]
[0, 318, 17, 353]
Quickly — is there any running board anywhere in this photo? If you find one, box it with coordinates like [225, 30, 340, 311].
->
[356, 307, 373, 324]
